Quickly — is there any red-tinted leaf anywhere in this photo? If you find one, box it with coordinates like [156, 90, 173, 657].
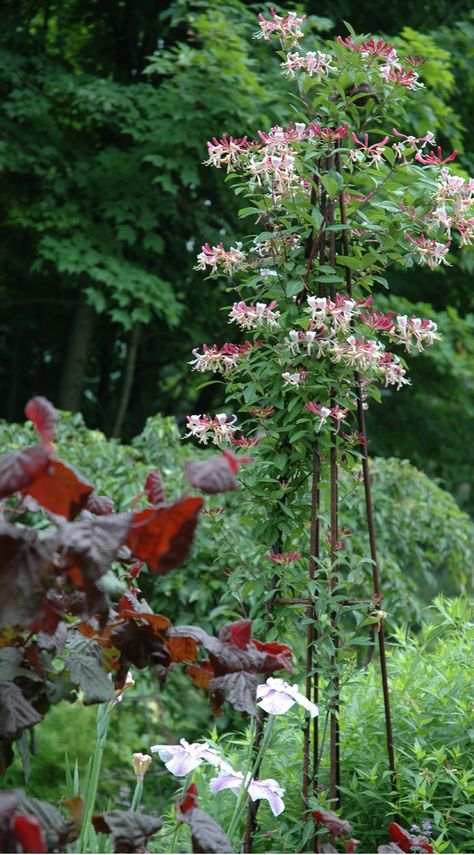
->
[110, 622, 171, 671]
[13, 814, 47, 853]
[209, 672, 258, 715]
[167, 635, 198, 662]
[179, 784, 199, 815]
[85, 493, 115, 515]
[0, 523, 54, 630]
[144, 469, 167, 508]
[186, 661, 215, 688]
[0, 445, 50, 500]
[173, 622, 293, 678]
[181, 808, 233, 854]
[388, 823, 433, 853]
[25, 397, 57, 445]
[219, 619, 252, 649]
[0, 680, 43, 740]
[25, 459, 94, 519]
[14, 792, 74, 850]
[312, 810, 353, 837]
[117, 595, 171, 633]
[253, 639, 293, 660]
[126, 497, 203, 573]
[343, 839, 360, 853]
[185, 456, 237, 495]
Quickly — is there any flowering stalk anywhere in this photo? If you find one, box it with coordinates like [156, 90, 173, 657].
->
[226, 716, 275, 843]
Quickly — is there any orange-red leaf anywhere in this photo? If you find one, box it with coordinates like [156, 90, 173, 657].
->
[167, 635, 198, 663]
[24, 459, 94, 519]
[126, 497, 203, 573]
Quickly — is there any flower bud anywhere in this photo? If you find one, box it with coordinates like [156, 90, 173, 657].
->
[133, 752, 152, 779]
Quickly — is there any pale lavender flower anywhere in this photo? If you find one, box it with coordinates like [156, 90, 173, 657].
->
[256, 677, 318, 717]
[210, 769, 285, 816]
[150, 738, 228, 777]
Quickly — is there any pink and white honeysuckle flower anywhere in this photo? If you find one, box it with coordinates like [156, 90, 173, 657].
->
[228, 300, 280, 330]
[415, 146, 457, 166]
[281, 50, 334, 80]
[305, 402, 332, 430]
[256, 677, 319, 718]
[350, 133, 390, 168]
[330, 336, 385, 371]
[189, 342, 251, 373]
[282, 371, 308, 387]
[308, 122, 349, 143]
[185, 413, 238, 445]
[360, 310, 395, 332]
[380, 65, 423, 90]
[204, 135, 249, 170]
[393, 316, 440, 352]
[406, 233, 451, 268]
[194, 241, 247, 276]
[210, 768, 286, 817]
[378, 353, 410, 390]
[457, 218, 474, 247]
[254, 9, 305, 45]
[151, 738, 229, 777]
[436, 169, 474, 202]
[185, 414, 213, 444]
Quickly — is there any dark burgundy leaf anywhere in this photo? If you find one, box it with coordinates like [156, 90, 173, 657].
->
[185, 455, 237, 495]
[0, 523, 54, 630]
[144, 469, 167, 508]
[24, 459, 94, 519]
[208, 671, 258, 715]
[24, 397, 57, 445]
[0, 681, 43, 740]
[55, 512, 132, 616]
[0, 445, 50, 500]
[110, 622, 171, 671]
[312, 810, 353, 837]
[182, 808, 233, 854]
[219, 619, 252, 649]
[378, 846, 405, 853]
[14, 791, 74, 850]
[388, 823, 433, 853]
[126, 497, 203, 573]
[13, 814, 47, 853]
[85, 494, 115, 515]
[92, 809, 162, 853]
[173, 622, 292, 677]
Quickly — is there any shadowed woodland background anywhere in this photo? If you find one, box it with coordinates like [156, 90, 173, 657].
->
[1, 0, 474, 506]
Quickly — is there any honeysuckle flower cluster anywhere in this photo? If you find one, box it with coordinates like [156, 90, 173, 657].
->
[189, 341, 251, 373]
[186, 9, 473, 454]
[281, 50, 335, 80]
[254, 9, 305, 44]
[229, 300, 280, 330]
[186, 413, 238, 445]
[194, 241, 247, 275]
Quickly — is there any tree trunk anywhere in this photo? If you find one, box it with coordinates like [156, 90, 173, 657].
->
[112, 321, 141, 438]
[58, 301, 96, 411]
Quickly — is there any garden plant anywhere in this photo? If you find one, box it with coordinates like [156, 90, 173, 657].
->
[0, 6, 474, 855]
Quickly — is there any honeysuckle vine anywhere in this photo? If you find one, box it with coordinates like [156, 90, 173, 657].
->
[186, 7, 474, 851]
